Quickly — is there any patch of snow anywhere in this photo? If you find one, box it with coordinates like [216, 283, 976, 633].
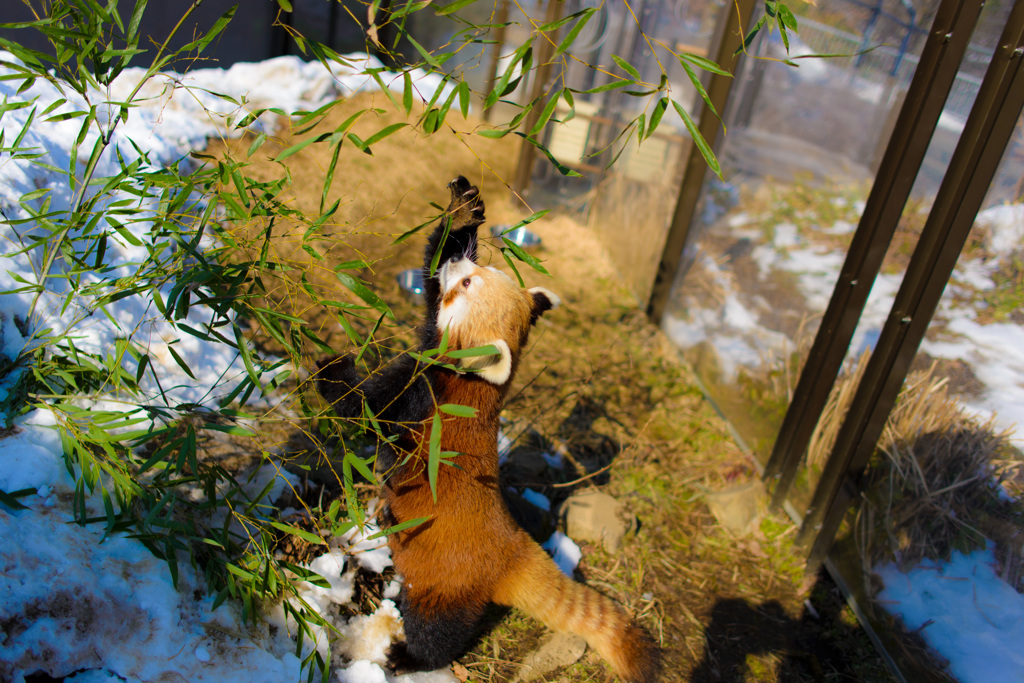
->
[773, 223, 801, 249]
[337, 600, 404, 664]
[823, 219, 856, 235]
[497, 427, 513, 464]
[543, 531, 582, 576]
[726, 212, 753, 228]
[341, 521, 394, 573]
[522, 488, 551, 511]
[337, 661, 390, 683]
[540, 451, 563, 469]
[876, 547, 1024, 683]
[976, 203, 1024, 255]
[0, 432, 302, 683]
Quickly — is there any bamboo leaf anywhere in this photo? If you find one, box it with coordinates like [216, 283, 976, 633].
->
[672, 99, 720, 178]
[503, 237, 550, 275]
[447, 344, 499, 359]
[644, 97, 668, 141]
[407, 34, 441, 69]
[679, 52, 731, 77]
[513, 133, 582, 177]
[612, 54, 640, 80]
[555, 8, 596, 55]
[366, 516, 430, 539]
[336, 271, 393, 319]
[440, 403, 478, 418]
[435, 0, 478, 15]
[428, 413, 442, 502]
[529, 92, 561, 136]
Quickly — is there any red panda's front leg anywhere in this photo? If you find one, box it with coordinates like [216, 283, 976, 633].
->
[419, 176, 485, 350]
[316, 353, 433, 435]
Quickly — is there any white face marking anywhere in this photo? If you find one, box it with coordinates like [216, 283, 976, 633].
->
[437, 258, 476, 332]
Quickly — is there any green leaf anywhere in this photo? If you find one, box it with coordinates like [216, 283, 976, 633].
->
[778, 5, 798, 31]
[0, 488, 33, 511]
[538, 8, 587, 32]
[612, 54, 641, 80]
[428, 216, 452, 276]
[572, 80, 631, 95]
[477, 128, 513, 139]
[672, 99, 720, 178]
[680, 61, 720, 124]
[435, 0, 478, 15]
[344, 447, 378, 486]
[679, 52, 731, 77]
[166, 344, 196, 380]
[366, 516, 430, 539]
[273, 132, 327, 161]
[457, 80, 470, 118]
[336, 271, 393, 319]
[233, 323, 262, 387]
[529, 92, 561, 136]
[361, 122, 407, 150]
[504, 210, 550, 231]
[644, 97, 668, 141]
[440, 403, 478, 418]
[403, 71, 413, 114]
[555, 8, 596, 55]
[513, 133, 582, 178]
[488, 42, 532, 108]
[407, 34, 441, 69]
[447, 344, 499, 359]
[269, 521, 326, 546]
[503, 237, 550, 275]
[428, 413, 442, 502]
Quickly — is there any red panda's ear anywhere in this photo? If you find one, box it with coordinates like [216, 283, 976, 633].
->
[528, 287, 560, 325]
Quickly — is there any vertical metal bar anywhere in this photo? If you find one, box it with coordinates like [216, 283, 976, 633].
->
[512, 0, 562, 196]
[328, 1, 339, 49]
[762, 0, 985, 507]
[802, 0, 1024, 568]
[482, 0, 510, 124]
[645, 0, 757, 324]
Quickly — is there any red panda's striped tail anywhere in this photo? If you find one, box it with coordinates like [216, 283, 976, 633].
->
[493, 540, 661, 682]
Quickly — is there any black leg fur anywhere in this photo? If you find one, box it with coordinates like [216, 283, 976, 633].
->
[419, 176, 485, 350]
[316, 354, 434, 436]
[389, 590, 486, 672]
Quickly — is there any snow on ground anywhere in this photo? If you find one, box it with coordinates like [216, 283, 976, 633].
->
[876, 547, 1024, 683]
[0, 411, 301, 682]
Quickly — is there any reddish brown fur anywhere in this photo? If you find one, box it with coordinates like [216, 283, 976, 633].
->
[383, 264, 660, 681]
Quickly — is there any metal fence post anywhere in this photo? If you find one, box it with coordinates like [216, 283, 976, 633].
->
[645, 0, 757, 324]
[801, 0, 1024, 568]
[762, 0, 986, 508]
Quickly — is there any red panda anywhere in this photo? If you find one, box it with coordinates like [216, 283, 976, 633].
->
[316, 177, 660, 682]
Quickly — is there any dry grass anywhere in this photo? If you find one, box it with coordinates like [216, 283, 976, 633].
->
[807, 354, 1024, 592]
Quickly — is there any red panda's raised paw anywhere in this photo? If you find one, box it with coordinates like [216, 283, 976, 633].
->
[446, 175, 485, 229]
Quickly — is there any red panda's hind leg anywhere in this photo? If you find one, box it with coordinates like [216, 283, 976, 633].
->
[388, 589, 487, 673]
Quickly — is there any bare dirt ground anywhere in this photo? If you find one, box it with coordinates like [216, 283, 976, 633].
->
[204, 92, 897, 682]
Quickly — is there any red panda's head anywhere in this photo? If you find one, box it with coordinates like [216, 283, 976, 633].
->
[436, 256, 559, 385]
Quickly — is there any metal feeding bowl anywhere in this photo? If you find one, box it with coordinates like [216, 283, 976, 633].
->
[491, 224, 542, 250]
[396, 269, 426, 304]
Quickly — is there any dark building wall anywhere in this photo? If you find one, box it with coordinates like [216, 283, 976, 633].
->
[1, 0, 280, 69]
